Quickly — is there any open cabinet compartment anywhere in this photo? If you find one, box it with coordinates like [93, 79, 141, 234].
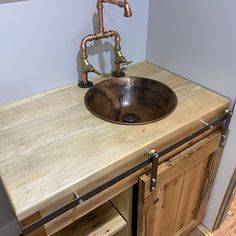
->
[52, 201, 126, 236]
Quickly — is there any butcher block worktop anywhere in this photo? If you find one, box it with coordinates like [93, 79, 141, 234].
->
[0, 62, 230, 221]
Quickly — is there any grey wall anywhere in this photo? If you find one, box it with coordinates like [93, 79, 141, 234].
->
[0, 181, 21, 235]
[0, 0, 149, 235]
[147, 0, 236, 229]
[0, 0, 149, 105]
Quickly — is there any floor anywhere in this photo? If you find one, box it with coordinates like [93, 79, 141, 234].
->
[212, 193, 236, 236]
[189, 193, 236, 236]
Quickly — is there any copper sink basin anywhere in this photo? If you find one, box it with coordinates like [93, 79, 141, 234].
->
[84, 76, 178, 125]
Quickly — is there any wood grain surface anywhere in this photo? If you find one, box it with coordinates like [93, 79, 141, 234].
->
[137, 132, 222, 236]
[212, 194, 236, 236]
[53, 201, 126, 236]
[0, 62, 229, 221]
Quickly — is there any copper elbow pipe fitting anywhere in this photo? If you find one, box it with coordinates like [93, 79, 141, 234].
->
[102, 0, 132, 17]
[80, 31, 121, 59]
[97, 0, 132, 33]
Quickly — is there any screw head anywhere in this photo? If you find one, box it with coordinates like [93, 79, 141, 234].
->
[152, 178, 156, 183]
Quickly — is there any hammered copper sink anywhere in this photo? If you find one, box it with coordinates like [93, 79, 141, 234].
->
[84, 76, 178, 125]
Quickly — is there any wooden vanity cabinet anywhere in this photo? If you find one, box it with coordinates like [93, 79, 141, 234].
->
[21, 131, 223, 236]
[137, 131, 222, 236]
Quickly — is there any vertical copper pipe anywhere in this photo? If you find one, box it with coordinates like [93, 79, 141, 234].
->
[82, 73, 88, 84]
[97, 1, 104, 33]
[115, 64, 121, 73]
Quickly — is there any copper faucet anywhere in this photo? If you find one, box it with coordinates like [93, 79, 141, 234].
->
[79, 0, 132, 88]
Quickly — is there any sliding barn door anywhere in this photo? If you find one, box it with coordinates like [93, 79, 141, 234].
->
[138, 132, 222, 236]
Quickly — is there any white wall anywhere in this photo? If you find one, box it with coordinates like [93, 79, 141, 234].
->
[0, 0, 149, 235]
[0, 0, 149, 105]
[147, 0, 236, 229]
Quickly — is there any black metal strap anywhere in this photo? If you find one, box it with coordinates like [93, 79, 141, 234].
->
[220, 100, 235, 147]
[150, 152, 160, 192]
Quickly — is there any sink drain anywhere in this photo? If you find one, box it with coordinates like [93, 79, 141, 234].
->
[123, 113, 140, 123]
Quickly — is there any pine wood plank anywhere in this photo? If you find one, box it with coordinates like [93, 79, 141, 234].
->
[110, 188, 133, 236]
[138, 174, 184, 236]
[174, 159, 209, 234]
[20, 212, 47, 236]
[52, 202, 126, 236]
[157, 175, 184, 236]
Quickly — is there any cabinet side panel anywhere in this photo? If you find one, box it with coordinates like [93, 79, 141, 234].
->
[111, 187, 133, 236]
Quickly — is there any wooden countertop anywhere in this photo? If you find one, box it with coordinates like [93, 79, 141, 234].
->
[0, 62, 230, 221]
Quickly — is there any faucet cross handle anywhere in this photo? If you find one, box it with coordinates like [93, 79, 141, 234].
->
[121, 57, 132, 66]
[79, 57, 101, 88]
[86, 64, 101, 76]
[81, 58, 101, 75]
[114, 47, 132, 66]
[112, 46, 132, 77]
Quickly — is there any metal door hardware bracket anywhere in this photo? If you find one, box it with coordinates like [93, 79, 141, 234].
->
[147, 150, 160, 192]
[200, 119, 214, 129]
[74, 191, 84, 204]
[220, 103, 235, 148]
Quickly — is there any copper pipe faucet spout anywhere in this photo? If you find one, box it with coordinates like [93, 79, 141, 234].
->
[103, 0, 132, 17]
[78, 0, 133, 88]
